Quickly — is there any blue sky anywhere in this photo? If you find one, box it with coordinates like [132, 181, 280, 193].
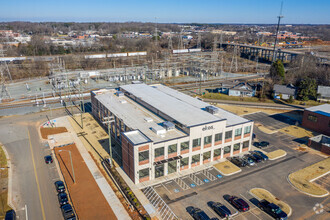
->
[1, 0, 329, 24]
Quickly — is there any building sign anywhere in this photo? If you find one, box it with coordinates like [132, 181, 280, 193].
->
[202, 125, 214, 131]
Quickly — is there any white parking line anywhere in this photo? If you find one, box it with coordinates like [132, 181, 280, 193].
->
[161, 183, 172, 195]
[25, 204, 28, 220]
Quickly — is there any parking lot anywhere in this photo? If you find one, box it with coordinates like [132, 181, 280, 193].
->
[142, 120, 329, 219]
[244, 112, 296, 130]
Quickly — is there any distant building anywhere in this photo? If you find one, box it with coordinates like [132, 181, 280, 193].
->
[317, 86, 330, 102]
[228, 82, 256, 97]
[273, 84, 297, 100]
[308, 134, 330, 155]
[302, 104, 330, 136]
[211, 30, 237, 35]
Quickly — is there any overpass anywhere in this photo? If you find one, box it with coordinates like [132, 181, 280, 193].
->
[221, 43, 330, 64]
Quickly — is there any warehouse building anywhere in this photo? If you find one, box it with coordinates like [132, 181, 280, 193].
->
[302, 104, 330, 136]
[91, 83, 253, 184]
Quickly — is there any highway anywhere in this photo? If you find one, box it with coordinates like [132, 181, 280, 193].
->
[0, 109, 67, 220]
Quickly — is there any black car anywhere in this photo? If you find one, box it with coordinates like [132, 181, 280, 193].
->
[5, 210, 16, 220]
[44, 155, 53, 164]
[253, 142, 261, 148]
[254, 150, 269, 160]
[230, 157, 247, 167]
[251, 153, 263, 162]
[259, 141, 270, 147]
[228, 196, 250, 212]
[186, 206, 211, 220]
[259, 200, 288, 220]
[55, 181, 66, 193]
[58, 192, 69, 205]
[208, 201, 231, 218]
[61, 204, 76, 220]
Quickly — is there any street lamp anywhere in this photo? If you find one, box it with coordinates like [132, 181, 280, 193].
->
[59, 149, 76, 183]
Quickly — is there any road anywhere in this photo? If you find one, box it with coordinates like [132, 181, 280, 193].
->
[0, 109, 67, 220]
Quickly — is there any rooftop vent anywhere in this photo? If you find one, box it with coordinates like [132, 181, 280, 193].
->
[115, 91, 124, 97]
[144, 117, 153, 123]
[119, 100, 127, 104]
[132, 81, 142, 84]
[163, 121, 175, 131]
[205, 106, 219, 115]
[151, 125, 166, 135]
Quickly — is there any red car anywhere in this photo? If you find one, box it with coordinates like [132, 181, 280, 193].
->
[228, 196, 250, 212]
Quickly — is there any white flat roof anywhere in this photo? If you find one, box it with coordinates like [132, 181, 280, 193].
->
[149, 84, 249, 126]
[306, 104, 330, 116]
[94, 89, 187, 145]
[120, 84, 222, 127]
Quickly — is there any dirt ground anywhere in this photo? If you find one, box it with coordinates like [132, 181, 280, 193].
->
[250, 188, 291, 216]
[280, 125, 318, 138]
[266, 150, 287, 160]
[54, 144, 117, 220]
[288, 157, 330, 197]
[40, 127, 68, 139]
[213, 160, 241, 175]
[216, 104, 290, 116]
[0, 145, 11, 218]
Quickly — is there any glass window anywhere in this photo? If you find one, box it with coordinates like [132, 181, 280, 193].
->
[180, 157, 189, 167]
[243, 141, 249, 149]
[308, 114, 317, 122]
[235, 128, 242, 137]
[139, 168, 149, 179]
[214, 148, 221, 157]
[154, 147, 164, 158]
[139, 150, 149, 162]
[223, 146, 231, 154]
[168, 160, 177, 174]
[180, 141, 189, 152]
[233, 143, 240, 151]
[215, 133, 222, 142]
[191, 154, 200, 164]
[244, 126, 251, 134]
[168, 144, 177, 154]
[155, 164, 164, 178]
[204, 135, 212, 145]
[192, 138, 201, 148]
[203, 151, 211, 161]
[225, 131, 232, 140]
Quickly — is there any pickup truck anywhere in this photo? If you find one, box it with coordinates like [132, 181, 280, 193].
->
[258, 199, 288, 220]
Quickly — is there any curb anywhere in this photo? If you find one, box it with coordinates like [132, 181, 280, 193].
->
[287, 174, 329, 198]
[213, 165, 242, 176]
[268, 151, 287, 160]
[249, 188, 292, 217]
[0, 143, 15, 211]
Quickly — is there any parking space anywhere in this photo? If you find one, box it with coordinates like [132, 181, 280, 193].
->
[244, 112, 294, 130]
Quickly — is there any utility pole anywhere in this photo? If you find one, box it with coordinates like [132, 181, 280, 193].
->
[0, 44, 12, 102]
[272, 1, 284, 62]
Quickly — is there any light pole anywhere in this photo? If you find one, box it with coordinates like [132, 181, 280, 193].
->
[59, 149, 75, 183]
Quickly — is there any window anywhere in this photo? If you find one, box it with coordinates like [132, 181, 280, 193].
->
[204, 135, 212, 145]
[235, 128, 242, 137]
[243, 141, 249, 149]
[181, 141, 189, 152]
[139, 168, 149, 179]
[244, 126, 251, 134]
[225, 131, 232, 140]
[233, 143, 240, 151]
[139, 150, 149, 162]
[191, 154, 200, 164]
[180, 157, 189, 167]
[154, 147, 164, 158]
[168, 161, 177, 174]
[155, 164, 164, 178]
[203, 151, 211, 161]
[307, 114, 317, 122]
[168, 144, 177, 154]
[215, 133, 222, 142]
[214, 148, 221, 157]
[192, 138, 201, 148]
[223, 146, 231, 154]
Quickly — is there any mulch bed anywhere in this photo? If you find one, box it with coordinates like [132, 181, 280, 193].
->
[40, 127, 68, 139]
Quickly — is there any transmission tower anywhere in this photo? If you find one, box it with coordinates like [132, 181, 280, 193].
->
[168, 34, 173, 51]
[272, 1, 284, 62]
[211, 36, 219, 75]
[197, 32, 201, 49]
[178, 30, 184, 49]
[0, 46, 12, 101]
[230, 45, 238, 73]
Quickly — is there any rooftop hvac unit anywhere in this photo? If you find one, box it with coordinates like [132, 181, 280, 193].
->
[115, 91, 124, 97]
[151, 125, 166, 135]
[144, 117, 153, 123]
[132, 81, 142, 84]
[163, 121, 175, 131]
[119, 100, 127, 104]
[205, 106, 219, 115]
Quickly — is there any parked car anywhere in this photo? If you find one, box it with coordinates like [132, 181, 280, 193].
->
[250, 153, 263, 162]
[61, 204, 76, 220]
[242, 155, 255, 166]
[44, 155, 53, 164]
[228, 196, 250, 212]
[5, 210, 16, 220]
[259, 141, 270, 147]
[58, 192, 69, 206]
[55, 181, 66, 193]
[254, 150, 269, 160]
[258, 200, 288, 220]
[230, 157, 247, 167]
[253, 142, 261, 148]
[186, 206, 211, 220]
[207, 201, 231, 218]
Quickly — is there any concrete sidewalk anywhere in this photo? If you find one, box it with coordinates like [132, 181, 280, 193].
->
[51, 116, 131, 220]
